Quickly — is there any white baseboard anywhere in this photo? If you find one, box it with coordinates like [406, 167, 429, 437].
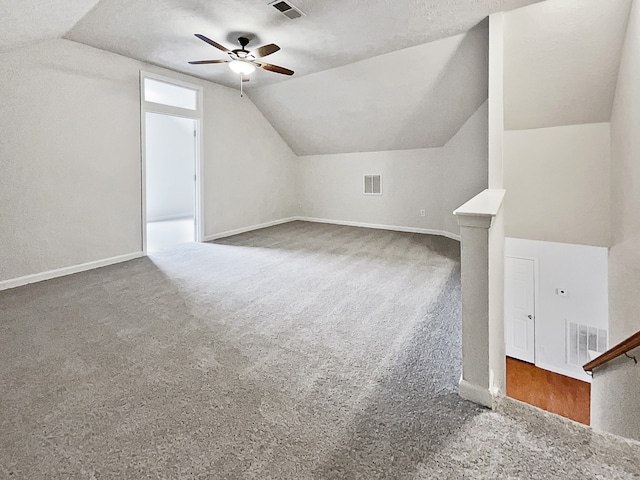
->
[204, 216, 460, 242]
[203, 217, 299, 241]
[147, 213, 194, 223]
[1, 218, 456, 290]
[296, 216, 461, 241]
[0, 252, 145, 292]
[459, 378, 495, 408]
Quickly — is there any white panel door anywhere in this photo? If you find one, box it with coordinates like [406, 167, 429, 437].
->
[505, 257, 535, 363]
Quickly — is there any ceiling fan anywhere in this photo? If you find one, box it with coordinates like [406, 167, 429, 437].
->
[189, 34, 294, 94]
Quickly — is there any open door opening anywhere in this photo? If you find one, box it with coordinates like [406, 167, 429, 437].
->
[140, 72, 203, 254]
[145, 113, 197, 252]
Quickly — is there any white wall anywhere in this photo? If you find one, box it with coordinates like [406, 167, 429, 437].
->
[0, 39, 142, 283]
[145, 113, 195, 222]
[591, 345, 640, 441]
[0, 38, 297, 285]
[203, 75, 297, 238]
[609, 0, 640, 344]
[296, 102, 488, 238]
[592, 0, 640, 444]
[506, 238, 608, 382]
[503, 123, 611, 247]
[503, 0, 631, 131]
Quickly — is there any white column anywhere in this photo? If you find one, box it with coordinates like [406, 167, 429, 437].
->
[454, 189, 506, 407]
[488, 12, 504, 189]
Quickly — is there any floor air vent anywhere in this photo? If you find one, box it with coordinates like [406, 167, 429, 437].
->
[363, 175, 382, 195]
[269, 1, 305, 19]
[567, 321, 607, 367]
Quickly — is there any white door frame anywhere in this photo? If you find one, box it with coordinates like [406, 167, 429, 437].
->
[140, 71, 204, 254]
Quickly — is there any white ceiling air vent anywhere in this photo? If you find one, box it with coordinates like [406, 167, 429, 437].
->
[269, 0, 305, 20]
[364, 175, 382, 195]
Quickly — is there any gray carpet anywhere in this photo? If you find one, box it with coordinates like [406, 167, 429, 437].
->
[1, 221, 638, 479]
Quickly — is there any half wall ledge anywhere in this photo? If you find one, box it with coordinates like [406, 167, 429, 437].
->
[453, 188, 506, 228]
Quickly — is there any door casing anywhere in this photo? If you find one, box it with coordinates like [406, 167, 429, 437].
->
[140, 71, 204, 254]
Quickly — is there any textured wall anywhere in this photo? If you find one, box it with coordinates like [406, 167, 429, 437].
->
[201, 73, 298, 237]
[609, 0, 640, 344]
[0, 39, 297, 283]
[504, 0, 631, 130]
[591, 346, 640, 441]
[503, 123, 611, 247]
[145, 114, 196, 222]
[0, 39, 143, 282]
[296, 102, 488, 238]
[599, 0, 640, 439]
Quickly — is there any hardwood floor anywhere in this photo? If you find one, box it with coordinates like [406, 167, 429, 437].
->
[506, 357, 591, 425]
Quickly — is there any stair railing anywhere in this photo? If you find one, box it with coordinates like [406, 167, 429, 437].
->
[584, 331, 640, 372]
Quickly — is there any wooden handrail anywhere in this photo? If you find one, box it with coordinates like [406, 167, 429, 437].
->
[584, 331, 640, 372]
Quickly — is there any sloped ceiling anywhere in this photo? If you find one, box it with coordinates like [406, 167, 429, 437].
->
[64, 0, 541, 89]
[504, 0, 633, 130]
[1, 0, 546, 154]
[0, 0, 100, 51]
[249, 26, 489, 156]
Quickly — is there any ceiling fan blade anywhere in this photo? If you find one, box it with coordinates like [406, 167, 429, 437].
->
[194, 34, 230, 53]
[188, 59, 230, 64]
[258, 62, 294, 76]
[252, 44, 280, 58]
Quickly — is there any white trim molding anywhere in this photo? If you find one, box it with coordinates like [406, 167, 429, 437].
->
[459, 377, 495, 408]
[147, 213, 194, 223]
[2, 218, 459, 291]
[297, 217, 461, 241]
[204, 217, 460, 242]
[203, 217, 299, 241]
[0, 252, 144, 292]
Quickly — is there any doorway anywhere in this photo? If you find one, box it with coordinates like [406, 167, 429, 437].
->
[145, 113, 196, 252]
[503, 238, 609, 425]
[140, 72, 203, 253]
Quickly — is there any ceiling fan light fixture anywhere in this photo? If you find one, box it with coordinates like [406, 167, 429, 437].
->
[229, 60, 256, 75]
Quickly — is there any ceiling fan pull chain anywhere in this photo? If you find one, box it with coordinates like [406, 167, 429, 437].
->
[240, 75, 244, 97]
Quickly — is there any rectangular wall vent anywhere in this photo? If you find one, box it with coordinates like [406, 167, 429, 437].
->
[567, 321, 607, 367]
[269, 0, 305, 19]
[363, 175, 382, 195]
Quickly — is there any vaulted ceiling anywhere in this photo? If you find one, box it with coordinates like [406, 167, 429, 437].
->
[59, 0, 541, 155]
[1, 0, 632, 155]
[0, 0, 99, 51]
[62, 0, 541, 89]
[249, 26, 489, 155]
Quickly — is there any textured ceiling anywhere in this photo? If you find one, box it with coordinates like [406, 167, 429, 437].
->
[2, 0, 562, 156]
[0, 0, 100, 51]
[249, 26, 489, 156]
[504, 0, 633, 130]
[3, 0, 630, 154]
[64, 0, 542, 89]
